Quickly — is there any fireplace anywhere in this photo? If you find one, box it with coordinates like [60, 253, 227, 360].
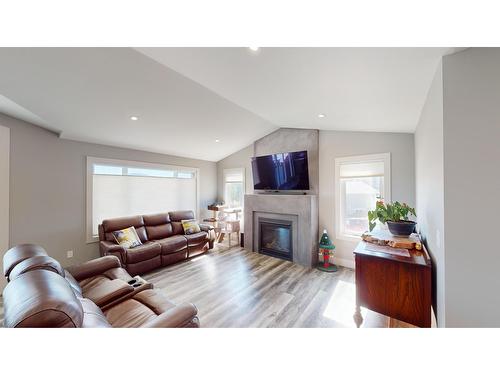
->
[246, 195, 318, 267]
[258, 218, 293, 261]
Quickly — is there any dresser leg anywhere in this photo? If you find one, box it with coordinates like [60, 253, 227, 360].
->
[353, 305, 363, 328]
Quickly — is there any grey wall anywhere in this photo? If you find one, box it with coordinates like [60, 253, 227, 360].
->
[319, 130, 415, 267]
[254, 128, 319, 194]
[216, 144, 254, 201]
[415, 62, 445, 326]
[0, 125, 9, 293]
[442, 48, 500, 327]
[1, 113, 217, 267]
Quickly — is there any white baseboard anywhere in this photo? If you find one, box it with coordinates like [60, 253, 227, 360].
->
[335, 257, 355, 269]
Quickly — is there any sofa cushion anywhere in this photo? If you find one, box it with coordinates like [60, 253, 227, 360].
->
[185, 231, 208, 247]
[112, 226, 143, 249]
[133, 289, 176, 314]
[146, 223, 173, 240]
[3, 244, 47, 280]
[77, 266, 133, 296]
[144, 213, 174, 240]
[143, 213, 171, 226]
[79, 275, 111, 295]
[169, 210, 195, 222]
[102, 215, 148, 243]
[9, 255, 65, 281]
[181, 219, 201, 235]
[103, 289, 177, 328]
[126, 257, 161, 276]
[171, 222, 184, 235]
[125, 242, 161, 264]
[104, 298, 157, 328]
[155, 235, 187, 254]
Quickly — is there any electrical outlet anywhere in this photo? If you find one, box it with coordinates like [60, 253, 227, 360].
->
[66, 250, 73, 258]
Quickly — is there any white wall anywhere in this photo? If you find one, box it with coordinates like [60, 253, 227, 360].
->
[0, 125, 9, 294]
[442, 48, 500, 327]
[319, 130, 415, 268]
[415, 62, 445, 326]
[2, 113, 217, 267]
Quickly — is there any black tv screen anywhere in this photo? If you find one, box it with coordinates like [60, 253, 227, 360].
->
[251, 151, 310, 191]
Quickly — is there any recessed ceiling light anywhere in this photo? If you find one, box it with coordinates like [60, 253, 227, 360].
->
[318, 113, 326, 118]
[249, 47, 260, 52]
[130, 116, 139, 121]
[215, 139, 220, 143]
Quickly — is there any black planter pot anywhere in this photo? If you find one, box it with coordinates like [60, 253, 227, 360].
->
[387, 221, 416, 237]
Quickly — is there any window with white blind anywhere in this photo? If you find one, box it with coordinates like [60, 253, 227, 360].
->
[223, 168, 245, 209]
[335, 153, 391, 240]
[86, 157, 199, 242]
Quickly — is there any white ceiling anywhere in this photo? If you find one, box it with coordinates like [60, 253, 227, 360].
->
[0, 48, 276, 161]
[0, 48, 457, 161]
[137, 47, 457, 133]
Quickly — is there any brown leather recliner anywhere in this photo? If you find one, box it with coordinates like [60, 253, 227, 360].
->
[2, 247, 200, 328]
[3, 269, 200, 328]
[3, 243, 47, 281]
[98, 211, 215, 275]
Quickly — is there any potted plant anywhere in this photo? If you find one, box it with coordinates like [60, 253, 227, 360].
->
[367, 200, 417, 237]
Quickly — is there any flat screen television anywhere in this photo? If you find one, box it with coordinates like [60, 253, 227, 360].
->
[251, 150, 310, 191]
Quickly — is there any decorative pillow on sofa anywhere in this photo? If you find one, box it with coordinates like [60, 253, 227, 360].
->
[181, 219, 201, 235]
[112, 226, 143, 249]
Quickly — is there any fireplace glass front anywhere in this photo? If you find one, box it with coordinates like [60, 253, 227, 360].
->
[258, 218, 293, 261]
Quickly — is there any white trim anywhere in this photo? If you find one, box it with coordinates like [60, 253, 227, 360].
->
[335, 257, 355, 269]
[86, 156, 200, 243]
[334, 153, 391, 241]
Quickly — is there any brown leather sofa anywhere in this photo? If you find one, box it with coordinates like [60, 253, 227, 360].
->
[3, 243, 48, 281]
[2, 244, 200, 328]
[98, 211, 215, 275]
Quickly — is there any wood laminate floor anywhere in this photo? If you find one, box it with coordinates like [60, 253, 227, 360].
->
[0, 245, 414, 328]
[143, 245, 413, 328]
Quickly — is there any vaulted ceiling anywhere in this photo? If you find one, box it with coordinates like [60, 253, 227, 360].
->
[0, 47, 457, 161]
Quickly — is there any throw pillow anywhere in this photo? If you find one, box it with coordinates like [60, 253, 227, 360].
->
[112, 226, 143, 249]
[181, 219, 201, 235]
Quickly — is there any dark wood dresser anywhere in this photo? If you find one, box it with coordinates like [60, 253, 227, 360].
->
[353, 239, 432, 328]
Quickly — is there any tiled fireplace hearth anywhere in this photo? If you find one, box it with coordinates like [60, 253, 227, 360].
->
[244, 194, 318, 267]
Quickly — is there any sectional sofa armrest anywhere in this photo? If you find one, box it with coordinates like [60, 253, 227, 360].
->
[141, 303, 199, 328]
[100, 241, 127, 265]
[199, 223, 214, 232]
[199, 224, 215, 248]
[66, 255, 122, 281]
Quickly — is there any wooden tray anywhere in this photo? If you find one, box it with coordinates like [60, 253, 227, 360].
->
[361, 229, 422, 250]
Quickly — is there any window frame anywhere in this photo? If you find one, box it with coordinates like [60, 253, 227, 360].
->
[223, 167, 245, 209]
[86, 156, 200, 243]
[334, 153, 391, 242]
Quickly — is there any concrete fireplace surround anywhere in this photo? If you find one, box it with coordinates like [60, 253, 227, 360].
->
[244, 194, 318, 267]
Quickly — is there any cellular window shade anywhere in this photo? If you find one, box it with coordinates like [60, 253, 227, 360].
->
[224, 170, 243, 182]
[339, 161, 384, 178]
[92, 174, 196, 236]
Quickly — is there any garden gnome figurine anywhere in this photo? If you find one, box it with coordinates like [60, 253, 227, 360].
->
[317, 229, 338, 272]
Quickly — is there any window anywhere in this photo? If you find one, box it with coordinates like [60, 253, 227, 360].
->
[223, 168, 245, 209]
[86, 157, 199, 242]
[335, 153, 391, 240]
